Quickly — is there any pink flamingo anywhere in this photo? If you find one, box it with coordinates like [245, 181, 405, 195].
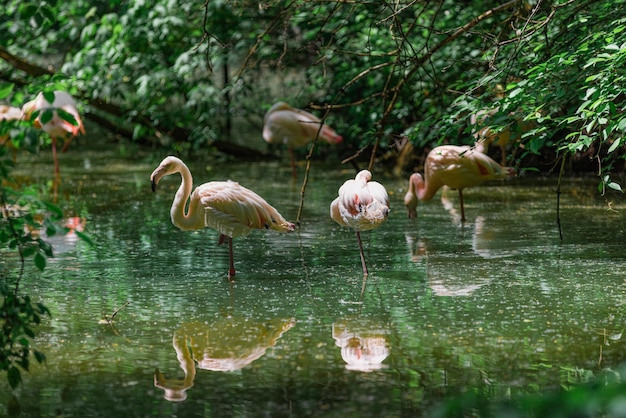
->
[263, 101, 342, 178]
[404, 145, 515, 221]
[0, 105, 23, 159]
[470, 107, 536, 165]
[22, 91, 85, 196]
[150, 156, 295, 279]
[330, 170, 389, 275]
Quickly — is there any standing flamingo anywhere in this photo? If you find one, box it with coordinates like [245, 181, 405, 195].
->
[263, 101, 343, 178]
[330, 170, 389, 275]
[22, 91, 85, 197]
[404, 145, 515, 221]
[150, 156, 295, 279]
[0, 105, 23, 159]
[470, 108, 536, 165]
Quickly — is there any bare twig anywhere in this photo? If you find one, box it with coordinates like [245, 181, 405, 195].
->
[99, 301, 130, 325]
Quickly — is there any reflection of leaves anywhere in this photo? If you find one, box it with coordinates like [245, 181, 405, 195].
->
[75, 230, 95, 247]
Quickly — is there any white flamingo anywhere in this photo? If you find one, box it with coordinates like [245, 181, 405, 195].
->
[150, 156, 295, 279]
[263, 101, 342, 178]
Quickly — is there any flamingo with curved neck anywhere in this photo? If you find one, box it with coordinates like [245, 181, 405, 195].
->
[404, 145, 515, 221]
[150, 156, 295, 279]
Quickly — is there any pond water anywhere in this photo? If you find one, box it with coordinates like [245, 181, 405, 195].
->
[2, 144, 626, 417]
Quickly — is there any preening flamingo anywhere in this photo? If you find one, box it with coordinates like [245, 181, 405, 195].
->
[263, 101, 343, 178]
[150, 156, 295, 279]
[404, 145, 515, 222]
[330, 170, 389, 275]
[22, 91, 85, 194]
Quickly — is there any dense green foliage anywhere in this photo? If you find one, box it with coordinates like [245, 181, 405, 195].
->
[1, 0, 625, 185]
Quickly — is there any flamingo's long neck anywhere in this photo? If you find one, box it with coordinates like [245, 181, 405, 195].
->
[170, 165, 204, 231]
[413, 173, 436, 201]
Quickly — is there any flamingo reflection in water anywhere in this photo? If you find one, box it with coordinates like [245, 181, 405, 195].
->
[332, 318, 390, 372]
[154, 317, 295, 402]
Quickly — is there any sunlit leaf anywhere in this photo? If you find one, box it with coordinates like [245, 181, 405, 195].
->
[607, 181, 623, 192]
[0, 84, 14, 100]
[608, 137, 621, 153]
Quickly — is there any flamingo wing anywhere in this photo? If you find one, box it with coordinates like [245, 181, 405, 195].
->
[196, 181, 294, 238]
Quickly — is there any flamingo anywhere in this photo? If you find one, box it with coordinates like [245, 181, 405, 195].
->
[330, 170, 389, 275]
[470, 107, 536, 165]
[21, 91, 86, 190]
[150, 156, 295, 279]
[404, 145, 515, 222]
[262, 101, 343, 178]
[0, 105, 23, 158]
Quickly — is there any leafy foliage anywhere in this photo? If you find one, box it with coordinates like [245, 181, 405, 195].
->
[0, 283, 50, 389]
[3, 0, 625, 180]
[0, 82, 62, 388]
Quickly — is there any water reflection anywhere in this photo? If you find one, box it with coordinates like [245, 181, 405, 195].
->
[45, 216, 86, 255]
[154, 316, 295, 402]
[332, 318, 390, 372]
[405, 215, 494, 297]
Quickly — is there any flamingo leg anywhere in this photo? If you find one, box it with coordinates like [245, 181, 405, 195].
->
[288, 146, 297, 179]
[218, 234, 236, 280]
[458, 189, 465, 222]
[51, 136, 60, 201]
[227, 236, 236, 280]
[61, 137, 73, 153]
[356, 231, 369, 276]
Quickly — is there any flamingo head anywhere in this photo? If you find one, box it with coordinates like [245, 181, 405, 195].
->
[150, 156, 183, 192]
[404, 173, 422, 219]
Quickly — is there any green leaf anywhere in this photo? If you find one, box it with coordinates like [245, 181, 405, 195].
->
[43, 91, 56, 104]
[57, 108, 78, 127]
[608, 181, 623, 192]
[39, 5, 56, 23]
[39, 109, 54, 125]
[608, 137, 622, 153]
[7, 366, 21, 389]
[0, 84, 14, 100]
[18, 4, 38, 19]
[75, 231, 95, 247]
[34, 350, 46, 364]
[34, 252, 46, 271]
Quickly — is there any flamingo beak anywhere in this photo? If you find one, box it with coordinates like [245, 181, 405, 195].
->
[151, 179, 157, 193]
